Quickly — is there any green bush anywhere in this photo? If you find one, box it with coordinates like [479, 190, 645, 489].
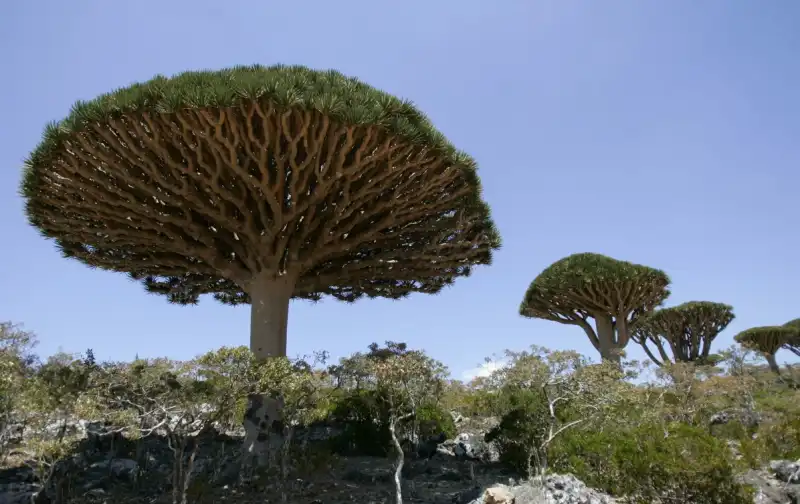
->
[326, 390, 457, 456]
[328, 390, 390, 456]
[415, 403, 457, 440]
[550, 423, 754, 504]
[708, 414, 800, 468]
[760, 416, 800, 460]
[484, 388, 555, 475]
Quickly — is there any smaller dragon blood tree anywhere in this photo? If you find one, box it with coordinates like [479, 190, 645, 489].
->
[631, 301, 735, 367]
[519, 253, 671, 363]
[735, 325, 800, 374]
[782, 319, 800, 357]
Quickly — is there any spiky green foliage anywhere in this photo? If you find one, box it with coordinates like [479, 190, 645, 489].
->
[519, 253, 671, 360]
[782, 319, 800, 357]
[631, 301, 735, 366]
[785, 319, 800, 329]
[734, 326, 799, 355]
[520, 253, 671, 320]
[20, 64, 500, 305]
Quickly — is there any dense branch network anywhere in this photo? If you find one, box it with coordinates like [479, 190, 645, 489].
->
[22, 66, 499, 305]
[519, 253, 671, 359]
[630, 301, 734, 366]
[734, 326, 799, 356]
[782, 319, 800, 357]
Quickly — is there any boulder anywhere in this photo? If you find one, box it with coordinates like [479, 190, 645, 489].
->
[458, 474, 616, 504]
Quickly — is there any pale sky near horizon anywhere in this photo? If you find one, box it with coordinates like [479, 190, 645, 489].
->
[1, 1, 798, 381]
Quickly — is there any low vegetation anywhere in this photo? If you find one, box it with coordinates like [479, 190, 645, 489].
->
[2, 322, 799, 504]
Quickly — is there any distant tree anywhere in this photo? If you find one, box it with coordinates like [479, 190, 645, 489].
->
[631, 301, 734, 367]
[20, 65, 500, 364]
[519, 253, 671, 363]
[735, 326, 800, 374]
[782, 319, 800, 357]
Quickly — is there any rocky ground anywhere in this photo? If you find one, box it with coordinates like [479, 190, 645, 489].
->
[0, 453, 615, 504]
[0, 414, 798, 504]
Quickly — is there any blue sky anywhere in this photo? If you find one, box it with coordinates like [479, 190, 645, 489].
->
[1, 1, 798, 380]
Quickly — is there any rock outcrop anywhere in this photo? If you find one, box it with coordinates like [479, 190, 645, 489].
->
[1, 412, 797, 504]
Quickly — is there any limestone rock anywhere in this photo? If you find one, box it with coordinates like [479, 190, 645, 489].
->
[484, 485, 515, 503]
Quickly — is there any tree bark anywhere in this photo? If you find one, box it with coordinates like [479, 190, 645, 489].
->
[242, 272, 295, 472]
[765, 353, 781, 375]
[248, 272, 296, 359]
[594, 315, 621, 364]
[389, 417, 405, 504]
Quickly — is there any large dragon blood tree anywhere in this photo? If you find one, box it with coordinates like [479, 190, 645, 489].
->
[630, 301, 735, 366]
[519, 253, 671, 363]
[734, 325, 800, 374]
[20, 65, 500, 360]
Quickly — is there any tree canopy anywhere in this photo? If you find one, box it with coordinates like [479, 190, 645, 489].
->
[21, 64, 500, 306]
[519, 253, 671, 362]
[631, 301, 734, 366]
[734, 325, 800, 374]
[735, 326, 799, 356]
[782, 319, 800, 357]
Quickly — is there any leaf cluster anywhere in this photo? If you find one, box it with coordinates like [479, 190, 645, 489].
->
[734, 326, 800, 355]
[632, 301, 735, 364]
[550, 423, 754, 504]
[519, 253, 670, 321]
[21, 64, 499, 249]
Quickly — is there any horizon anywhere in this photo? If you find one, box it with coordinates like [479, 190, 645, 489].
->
[1, 1, 798, 382]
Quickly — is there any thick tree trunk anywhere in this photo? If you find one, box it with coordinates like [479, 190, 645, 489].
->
[242, 272, 295, 471]
[594, 315, 621, 364]
[248, 272, 295, 359]
[765, 353, 781, 375]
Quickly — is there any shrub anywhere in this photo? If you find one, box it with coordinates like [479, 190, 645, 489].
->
[484, 388, 556, 475]
[328, 389, 390, 456]
[415, 403, 457, 440]
[550, 422, 754, 504]
[327, 392, 456, 456]
[760, 416, 800, 461]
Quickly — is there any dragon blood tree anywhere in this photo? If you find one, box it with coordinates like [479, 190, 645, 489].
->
[630, 301, 734, 367]
[519, 253, 671, 363]
[21, 65, 499, 358]
[20, 65, 500, 456]
[783, 319, 800, 357]
[734, 326, 800, 374]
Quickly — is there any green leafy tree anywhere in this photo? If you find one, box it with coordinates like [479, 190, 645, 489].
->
[85, 358, 227, 504]
[519, 253, 671, 363]
[194, 346, 332, 499]
[483, 347, 625, 476]
[16, 352, 98, 503]
[631, 301, 734, 367]
[20, 65, 500, 362]
[550, 423, 753, 504]
[328, 342, 451, 458]
[193, 346, 330, 425]
[0, 322, 37, 461]
[23, 351, 96, 439]
[370, 346, 447, 504]
[735, 326, 800, 374]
